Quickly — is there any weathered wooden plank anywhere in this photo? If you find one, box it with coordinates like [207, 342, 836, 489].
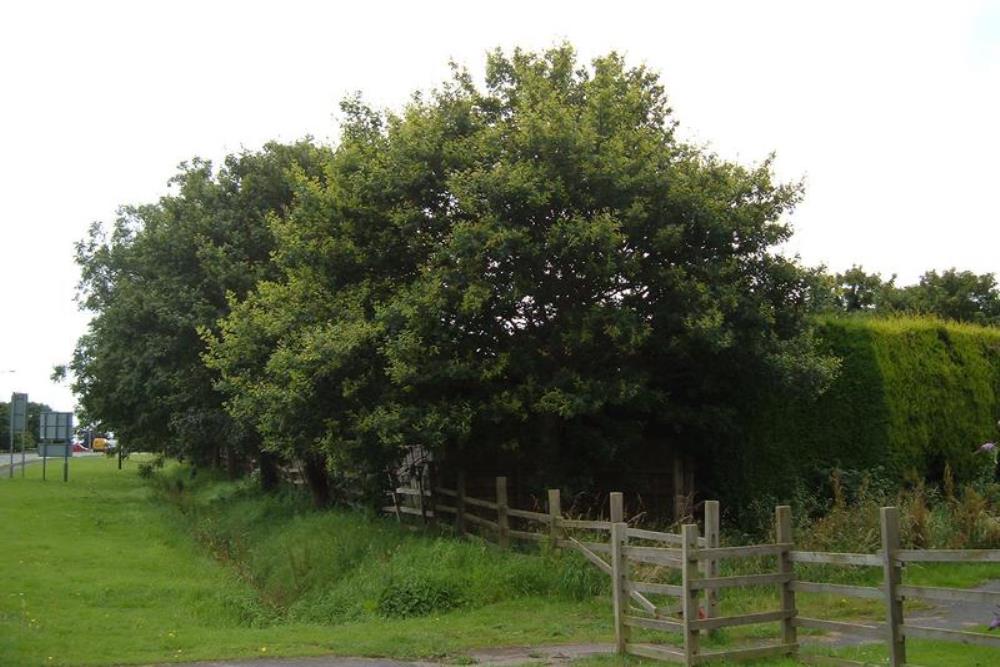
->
[393, 486, 431, 497]
[896, 549, 1000, 563]
[509, 528, 545, 542]
[434, 487, 456, 497]
[623, 546, 682, 567]
[689, 609, 791, 631]
[496, 476, 509, 550]
[680, 524, 700, 663]
[558, 518, 611, 531]
[567, 536, 612, 575]
[901, 623, 1000, 648]
[611, 522, 628, 653]
[703, 500, 720, 625]
[627, 527, 708, 547]
[775, 505, 796, 647]
[463, 513, 498, 530]
[623, 614, 684, 633]
[464, 496, 498, 510]
[625, 643, 685, 663]
[693, 643, 797, 664]
[570, 540, 607, 554]
[434, 504, 457, 515]
[547, 489, 561, 543]
[691, 572, 793, 591]
[790, 581, 883, 600]
[694, 543, 791, 561]
[382, 505, 434, 518]
[506, 507, 550, 523]
[789, 551, 882, 567]
[897, 584, 1000, 605]
[880, 507, 905, 667]
[793, 617, 884, 639]
[626, 527, 681, 545]
[626, 580, 684, 597]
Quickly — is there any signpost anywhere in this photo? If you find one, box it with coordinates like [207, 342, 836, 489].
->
[39, 411, 73, 482]
[8, 392, 27, 478]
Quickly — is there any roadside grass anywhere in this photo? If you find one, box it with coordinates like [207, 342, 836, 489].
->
[3, 457, 998, 666]
[0, 457, 609, 666]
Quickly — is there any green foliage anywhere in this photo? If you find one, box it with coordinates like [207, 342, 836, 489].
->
[376, 578, 462, 618]
[0, 398, 52, 450]
[815, 265, 1000, 325]
[721, 315, 1000, 515]
[206, 45, 837, 491]
[71, 142, 330, 469]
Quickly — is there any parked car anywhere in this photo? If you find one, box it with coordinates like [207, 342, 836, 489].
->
[71, 442, 91, 453]
[91, 436, 109, 452]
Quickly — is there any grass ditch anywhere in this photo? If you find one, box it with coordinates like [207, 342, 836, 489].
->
[153, 462, 608, 626]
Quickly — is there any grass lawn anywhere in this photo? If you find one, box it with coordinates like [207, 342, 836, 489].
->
[0, 457, 608, 666]
[2, 457, 998, 666]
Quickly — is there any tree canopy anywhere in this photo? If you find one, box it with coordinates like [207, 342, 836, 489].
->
[201, 46, 837, 499]
[72, 141, 330, 476]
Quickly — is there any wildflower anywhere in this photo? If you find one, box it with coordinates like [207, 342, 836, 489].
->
[977, 442, 997, 453]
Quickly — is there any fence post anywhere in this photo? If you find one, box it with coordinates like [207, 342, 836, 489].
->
[673, 456, 686, 522]
[880, 506, 906, 666]
[547, 488, 561, 545]
[681, 523, 701, 665]
[496, 476, 509, 549]
[609, 491, 624, 523]
[775, 505, 797, 651]
[455, 471, 466, 535]
[417, 469, 427, 524]
[426, 463, 437, 526]
[702, 500, 720, 625]
[610, 521, 629, 654]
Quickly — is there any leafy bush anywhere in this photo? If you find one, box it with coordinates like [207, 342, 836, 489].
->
[376, 577, 462, 618]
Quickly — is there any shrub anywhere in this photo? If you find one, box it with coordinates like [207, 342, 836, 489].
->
[376, 577, 463, 618]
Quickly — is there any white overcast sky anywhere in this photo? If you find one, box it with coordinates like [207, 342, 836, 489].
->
[1, 0, 998, 412]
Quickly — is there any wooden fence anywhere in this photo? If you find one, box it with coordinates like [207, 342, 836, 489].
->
[384, 480, 1000, 665]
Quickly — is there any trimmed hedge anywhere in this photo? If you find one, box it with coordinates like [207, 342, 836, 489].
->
[721, 316, 1000, 505]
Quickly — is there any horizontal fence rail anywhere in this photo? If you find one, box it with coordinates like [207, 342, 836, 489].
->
[385, 476, 1000, 665]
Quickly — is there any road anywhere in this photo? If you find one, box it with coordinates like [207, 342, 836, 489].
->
[0, 451, 104, 475]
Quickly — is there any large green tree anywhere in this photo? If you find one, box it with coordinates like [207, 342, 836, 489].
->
[72, 141, 329, 484]
[206, 46, 838, 498]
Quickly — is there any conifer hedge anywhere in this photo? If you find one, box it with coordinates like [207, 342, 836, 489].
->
[721, 317, 1000, 504]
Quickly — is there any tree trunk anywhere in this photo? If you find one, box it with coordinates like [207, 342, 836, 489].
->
[258, 450, 280, 493]
[302, 453, 331, 507]
[226, 447, 241, 480]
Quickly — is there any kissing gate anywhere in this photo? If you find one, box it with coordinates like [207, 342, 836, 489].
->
[388, 476, 1000, 665]
[602, 498, 797, 664]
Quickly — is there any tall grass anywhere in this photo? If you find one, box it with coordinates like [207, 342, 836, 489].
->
[152, 464, 607, 626]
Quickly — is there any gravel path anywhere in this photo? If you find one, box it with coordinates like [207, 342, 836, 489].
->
[162, 644, 614, 667]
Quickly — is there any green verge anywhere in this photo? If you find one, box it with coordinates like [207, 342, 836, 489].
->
[0, 457, 609, 666]
[4, 456, 997, 666]
[723, 315, 1000, 508]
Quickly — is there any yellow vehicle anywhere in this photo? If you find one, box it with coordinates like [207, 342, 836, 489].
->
[92, 436, 109, 452]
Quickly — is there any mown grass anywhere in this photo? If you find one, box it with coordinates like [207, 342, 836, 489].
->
[0, 457, 609, 666]
[3, 457, 998, 666]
